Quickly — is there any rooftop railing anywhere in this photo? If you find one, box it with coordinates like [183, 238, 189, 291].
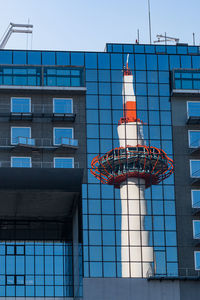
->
[0, 65, 85, 87]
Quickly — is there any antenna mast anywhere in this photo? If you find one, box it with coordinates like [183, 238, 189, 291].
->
[0, 23, 33, 49]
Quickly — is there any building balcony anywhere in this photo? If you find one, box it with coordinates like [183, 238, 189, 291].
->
[187, 116, 200, 125]
[0, 137, 79, 151]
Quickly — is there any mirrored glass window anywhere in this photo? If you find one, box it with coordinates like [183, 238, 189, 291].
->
[11, 157, 31, 168]
[190, 160, 200, 178]
[188, 131, 200, 148]
[54, 157, 74, 168]
[193, 221, 200, 239]
[192, 190, 200, 208]
[194, 251, 200, 270]
[11, 98, 31, 113]
[53, 99, 73, 114]
[11, 127, 31, 145]
[187, 102, 200, 117]
[53, 128, 73, 145]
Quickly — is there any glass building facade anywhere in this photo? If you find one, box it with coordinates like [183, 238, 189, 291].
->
[1, 43, 200, 296]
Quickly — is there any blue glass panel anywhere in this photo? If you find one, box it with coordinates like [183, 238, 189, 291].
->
[54, 158, 74, 168]
[192, 190, 200, 208]
[188, 102, 200, 117]
[88, 199, 101, 214]
[195, 252, 200, 270]
[190, 160, 200, 177]
[134, 45, 145, 53]
[98, 53, 110, 69]
[147, 71, 158, 83]
[27, 51, 41, 64]
[11, 127, 31, 144]
[86, 95, 98, 109]
[146, 54, 157, 70]
[166, 46, 176, 54]
[169, 55, 180, 69]
[13, 51, 27, 64]
[54, 128, 73, 145]
[136, 71, 146, 83]
[99, 82, 111, 95]
[90, 262, 102, 277]
[111, 54, 122, 69]
[124, 44, 134, 53]
[177, 46, 187, 54]
[181, 55, 191, 68]
[155, 45, 166, 53]
[155, 251, 166, 275]
[135, 54, 146, 70]
[89, 215, 101, 230]
[53, 98, 73, 113]
[42, 52, 55, 65]
[0, 50, 12, 64]
[12, 157, 31, 168]
[159, 71, 169, 83]
[192, 56, 200, 68]
[104, 262, 116, 277]
[89, 231, 102, 245]
[86, 82, 98, 94]
[56, 52, 70, 65]
[188, 46, 198, 54]
[12, 97, 31, 113]
[145, 45, 155, 53]
[90, 246, 102, 261]
[71, 52, 84, 65]
[193, 221, 200, 239]
[85, 53, 97, 68]
[189, 131, 200, 148]
[99, 95, 111, 109]
[113, 44, 122, 52]
[158, 55, 169, 70]
[98, 70, 110, 82]
[87, 110, 98, 123]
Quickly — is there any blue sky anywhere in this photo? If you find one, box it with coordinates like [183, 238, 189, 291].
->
[0, 0, 199, 51]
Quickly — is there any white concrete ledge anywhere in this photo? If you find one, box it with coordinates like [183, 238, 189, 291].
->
[0, 85, 86, 92]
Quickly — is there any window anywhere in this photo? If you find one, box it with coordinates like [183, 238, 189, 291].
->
[188, 131, 200, 148]
[193, 220, 200, 239]
[53, 98, 73, 114]
[53, 128, 73, 145]
[11, 157, 31, 168]
[190, 160, 200, 178]
[194, 252, 200, 270]
[192, 190, 200, 208]
[187, 101, 200, 118]
[6, 275, 25, 285]
[11, 97, 31, 113]
[11, 127, 31, 145]
[54, 157, 74, 168]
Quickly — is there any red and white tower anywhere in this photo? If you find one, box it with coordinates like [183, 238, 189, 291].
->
[91, 55, 174, 277]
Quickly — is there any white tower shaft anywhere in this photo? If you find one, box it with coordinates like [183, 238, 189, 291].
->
[117, 65, 153, 277]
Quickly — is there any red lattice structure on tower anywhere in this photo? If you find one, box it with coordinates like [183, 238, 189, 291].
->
[91, 145, 174, 188]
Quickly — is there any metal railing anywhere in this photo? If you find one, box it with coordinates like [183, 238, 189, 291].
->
[61, 137, 78, 147]
[0, 161, 80, 168]
[0, 138, 78, 148]
[147, 267, 200, 278]
[0, 104, 74, 114]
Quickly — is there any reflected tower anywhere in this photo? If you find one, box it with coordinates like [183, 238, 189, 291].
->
[91, 56, 174, 277]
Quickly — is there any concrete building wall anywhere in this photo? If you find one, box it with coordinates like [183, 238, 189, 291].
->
[171, 95, 200, 272]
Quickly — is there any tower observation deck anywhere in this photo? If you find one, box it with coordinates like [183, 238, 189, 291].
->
[91, 55, 174, 278]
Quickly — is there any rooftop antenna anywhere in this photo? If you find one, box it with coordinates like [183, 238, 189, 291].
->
[193, 33, 196, 46]
[154, 33, 180, 45]
[0, 22, 33, 49]
[147, 0, 152, 44]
